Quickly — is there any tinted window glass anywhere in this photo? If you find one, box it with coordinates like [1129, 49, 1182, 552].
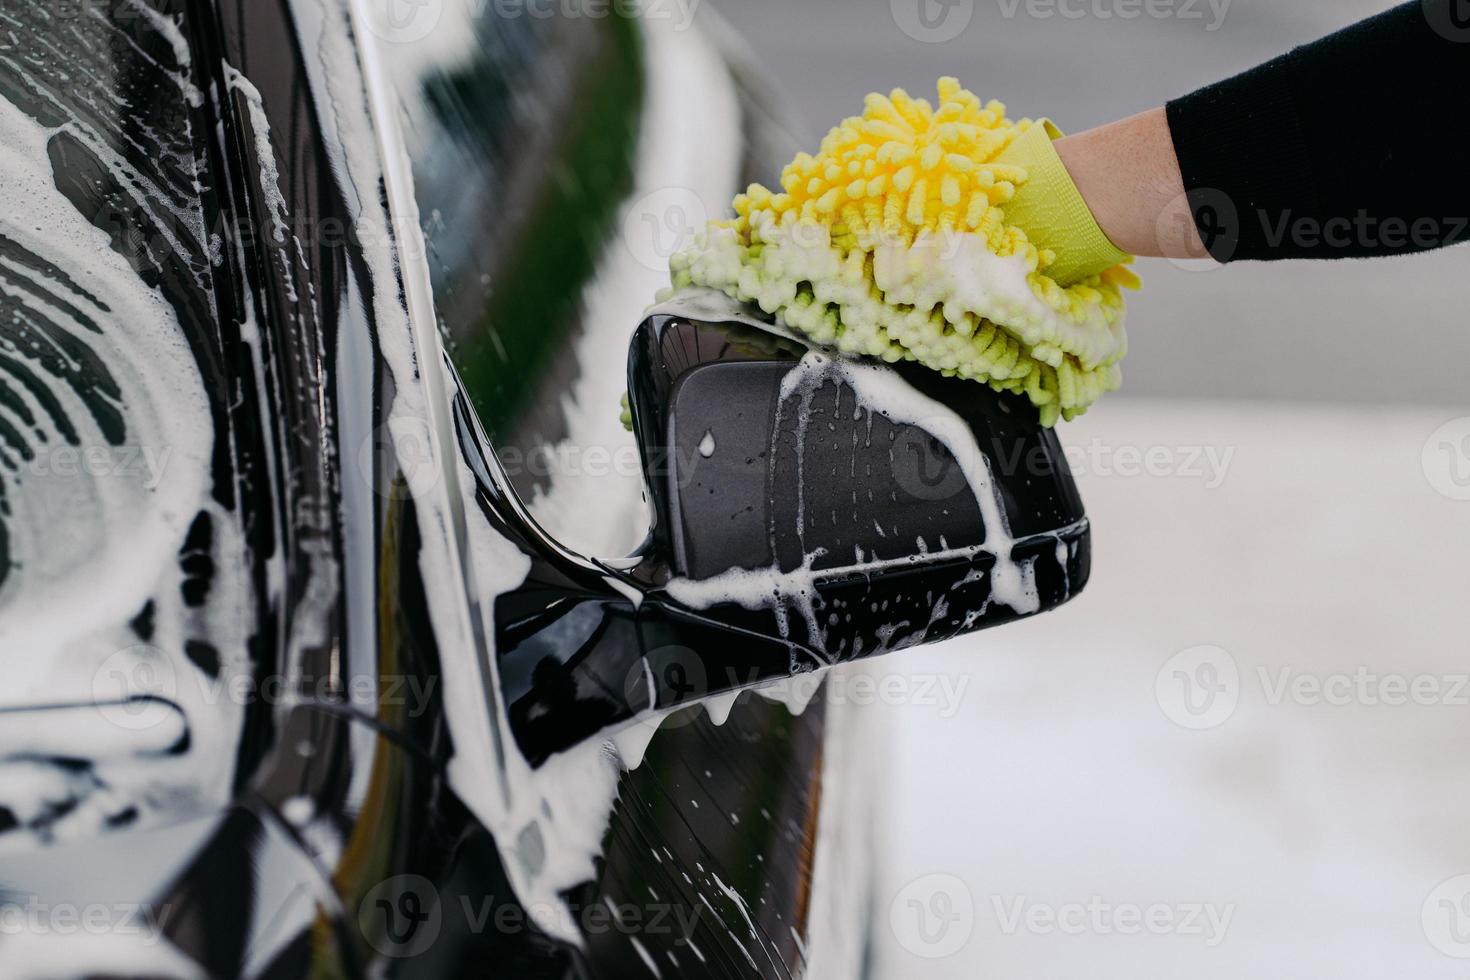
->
[382, 10, 643, 471]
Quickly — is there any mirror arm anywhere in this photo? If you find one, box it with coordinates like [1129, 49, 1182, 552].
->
[449, 381, 634, 594]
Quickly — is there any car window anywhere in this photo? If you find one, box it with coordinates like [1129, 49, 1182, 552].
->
[378, 8, 644, 511]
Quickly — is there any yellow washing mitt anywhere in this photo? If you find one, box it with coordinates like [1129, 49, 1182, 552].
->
[662, 78, 1140, 425]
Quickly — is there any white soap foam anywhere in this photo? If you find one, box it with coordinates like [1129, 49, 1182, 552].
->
[221, 65, 292, 248]
[0, 59, 250, 844]
[702, 691, 741, 726]
[116, 0, 203, 106]
[751, 673, 824, 716]
[779, 351, 1036, 616]
[665, 346, 1041, 656]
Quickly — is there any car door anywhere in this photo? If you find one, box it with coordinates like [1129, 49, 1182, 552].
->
[363, 4, 863, 977]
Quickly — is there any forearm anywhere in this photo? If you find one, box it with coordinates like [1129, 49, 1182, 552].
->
[1057, 0, 1470, 264]
[1054, 108, 1204, 260]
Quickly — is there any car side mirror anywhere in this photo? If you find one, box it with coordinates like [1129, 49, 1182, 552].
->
[626, 291, 1089, 652]
[472, 293, 1089, 764]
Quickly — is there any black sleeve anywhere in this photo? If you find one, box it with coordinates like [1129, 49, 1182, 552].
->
[1165, 0, 1470, 262]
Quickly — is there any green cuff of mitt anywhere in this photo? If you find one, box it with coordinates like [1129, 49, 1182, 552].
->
[998, 120, 1130, 286]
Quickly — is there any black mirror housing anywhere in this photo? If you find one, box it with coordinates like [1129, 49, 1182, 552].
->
[627, 296, 1090, 666]
[483, 296, 1091, 765]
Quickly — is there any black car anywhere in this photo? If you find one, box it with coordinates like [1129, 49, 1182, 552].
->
[0, 1, 1090, 976]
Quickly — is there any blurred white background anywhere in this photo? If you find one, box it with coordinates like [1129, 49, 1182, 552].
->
[709, 1, 1470, 976]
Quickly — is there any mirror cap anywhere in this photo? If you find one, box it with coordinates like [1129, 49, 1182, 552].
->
[627, 294, 1090, 665]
